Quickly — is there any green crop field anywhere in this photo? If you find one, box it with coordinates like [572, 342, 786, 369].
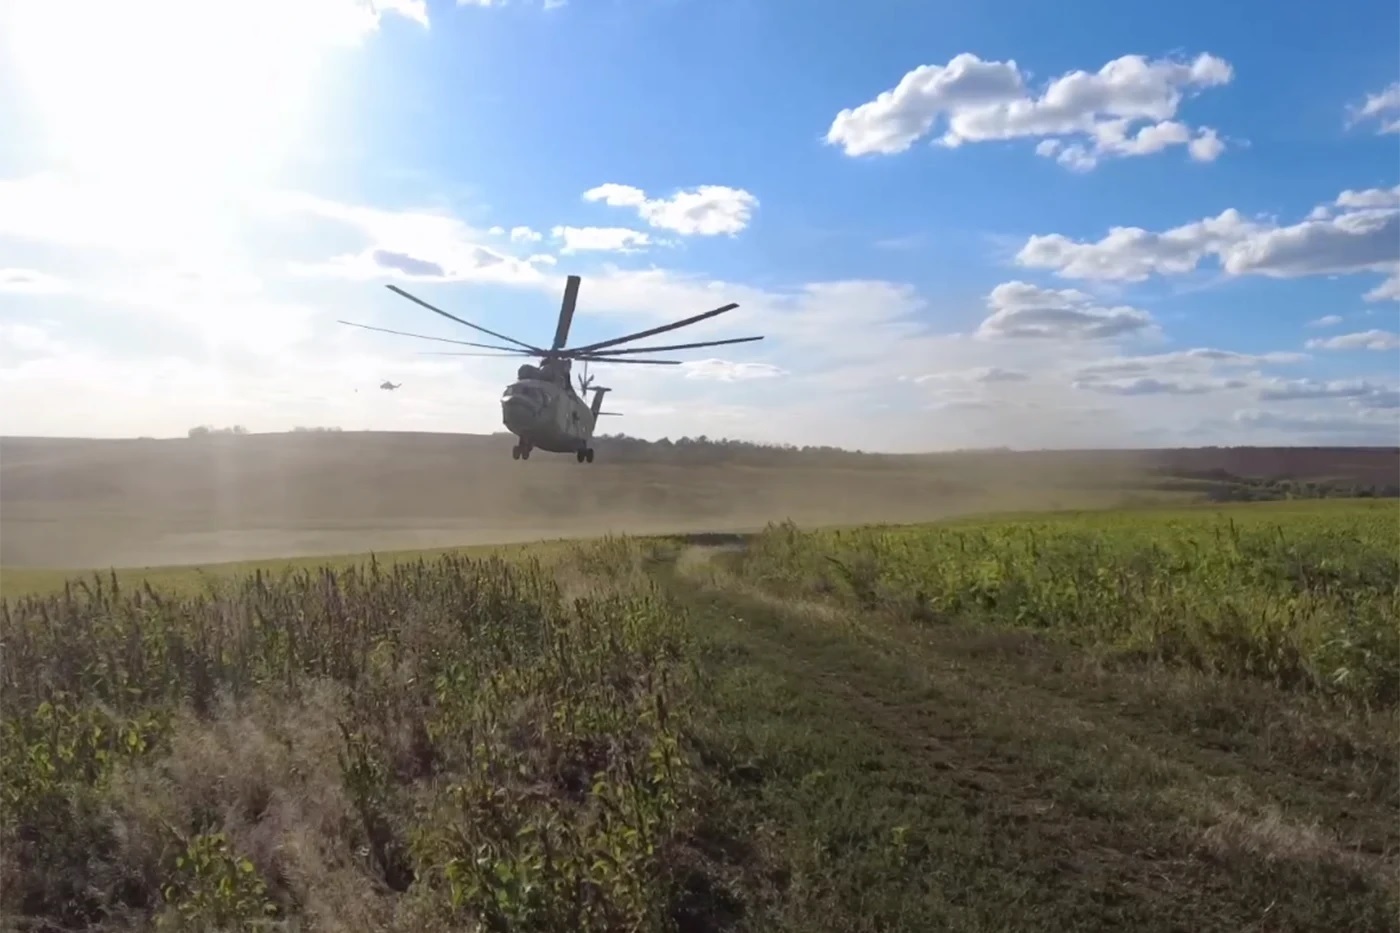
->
[3, 498, 1397, 931]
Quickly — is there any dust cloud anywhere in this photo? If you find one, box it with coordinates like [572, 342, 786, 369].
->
[2, 432, 1390, 569]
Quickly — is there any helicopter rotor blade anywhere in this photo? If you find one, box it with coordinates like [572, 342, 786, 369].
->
[339, 320, 525, 352]
[576, 334, 765, 356]
[416, 350, 537, 358]
[575, 355, 682, 365]
[553, 275, 581, 351]
[566, 302, 741, 356]
[385, 284, 545, 353]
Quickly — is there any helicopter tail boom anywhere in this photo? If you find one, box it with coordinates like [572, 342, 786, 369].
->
[589, 385, 612, 418]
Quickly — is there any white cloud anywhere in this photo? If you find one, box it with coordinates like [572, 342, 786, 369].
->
[550, 226, 652, 254]
[268, 191, 546, 284]
[1232, 408, 1399, 441]
[826, 51, 1232, 170]
[1017, 184, 1400, 285]
[1068, 349, 1335, 404]
[0, 321, 67, 357]
[914, 366, 1029, 384]
[1256, 377, 1396, 403]
[0, 173, 233, 257]
[1074, 347, 1307, 377]
[681, 359, 787, 382]
[1306, 314, 1344, 328]
[1348, 82, 1400, 134]
[975, 281, 1155, 340]
[97, 267, 323, 353]
[0, 157, 1381, 452]
[1365, 273, 1400, 302]
[0, 339, 515, 439]
[1335, 186, 1400, 210]
[509, 226, 543, 244]
[583, 183, 758, 236]
[1075, 375, 1248, 396]
[1305, 329, 1400, 351]
[0, 268, 69, 295]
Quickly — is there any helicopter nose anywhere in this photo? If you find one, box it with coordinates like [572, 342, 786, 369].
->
[501, 395, 536, 431]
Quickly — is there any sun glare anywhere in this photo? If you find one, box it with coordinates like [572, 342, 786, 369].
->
[2, 0, 383, 192]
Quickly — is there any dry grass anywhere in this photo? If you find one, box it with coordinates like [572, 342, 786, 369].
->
[1, 542, 709, 931]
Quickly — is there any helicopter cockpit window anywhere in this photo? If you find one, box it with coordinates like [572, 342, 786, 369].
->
[502, 384, 545, 405]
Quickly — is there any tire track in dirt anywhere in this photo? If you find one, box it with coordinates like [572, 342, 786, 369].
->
[664, 544, 1399, 933]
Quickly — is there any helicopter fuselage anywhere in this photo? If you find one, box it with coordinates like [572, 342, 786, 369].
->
[500, 378, 596, 453]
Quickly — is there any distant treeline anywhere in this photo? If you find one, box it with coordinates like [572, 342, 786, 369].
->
[186, 425, 343, 437]
[591, 432, 886, 466]
[175, 426, 1397, 495]
[186, 424, 248, 437]
[1152, 468, 1400, 502]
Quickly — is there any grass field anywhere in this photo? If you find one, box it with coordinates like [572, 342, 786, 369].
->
[3, 497, 1396, 931]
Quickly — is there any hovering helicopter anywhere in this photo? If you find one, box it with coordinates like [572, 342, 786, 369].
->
[380, 381, 401, 391]
[337, 275, 763, 462]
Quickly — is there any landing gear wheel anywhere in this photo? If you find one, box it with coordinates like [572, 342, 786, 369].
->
[576, 449, 586, 463]
[521, 447, 531, 460]
[585, 448, 595, 463]
[511, 445, 521, 461]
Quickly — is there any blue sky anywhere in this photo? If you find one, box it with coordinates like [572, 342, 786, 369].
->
[0, 0, 1396, 449]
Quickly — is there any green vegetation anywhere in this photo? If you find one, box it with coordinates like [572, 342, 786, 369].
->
[731, 499, 1400, 705]
[3, 499, 1397, 931]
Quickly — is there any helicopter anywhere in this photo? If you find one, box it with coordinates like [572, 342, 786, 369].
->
[379, 381, 401, 391]
[338, 275, 763, 462]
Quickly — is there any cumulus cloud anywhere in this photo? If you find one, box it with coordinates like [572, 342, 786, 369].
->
[975, 281, 1155, 340]
[1348, 82, 1400, 134]
[582, 183, 758, 236]
[1017, 184, 1400, 287]
[826, 51, 1232, 170]
[550, 225, 652, 254]
[1365, 273, 1400, 302]
[1306, 314, 1344, 328]
[267, 191, 546, 284]
[1305, 329, 1400, 351]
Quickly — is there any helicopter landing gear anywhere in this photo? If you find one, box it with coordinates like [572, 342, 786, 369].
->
[512, 443, 531, 461]
[575, 448, 594, 464]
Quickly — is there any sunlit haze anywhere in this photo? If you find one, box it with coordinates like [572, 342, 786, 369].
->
[1, 0, 1397, 450]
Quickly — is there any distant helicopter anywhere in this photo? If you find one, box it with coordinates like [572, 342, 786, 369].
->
[379, 381, 401, 391]
[338, 275, 763, 463]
